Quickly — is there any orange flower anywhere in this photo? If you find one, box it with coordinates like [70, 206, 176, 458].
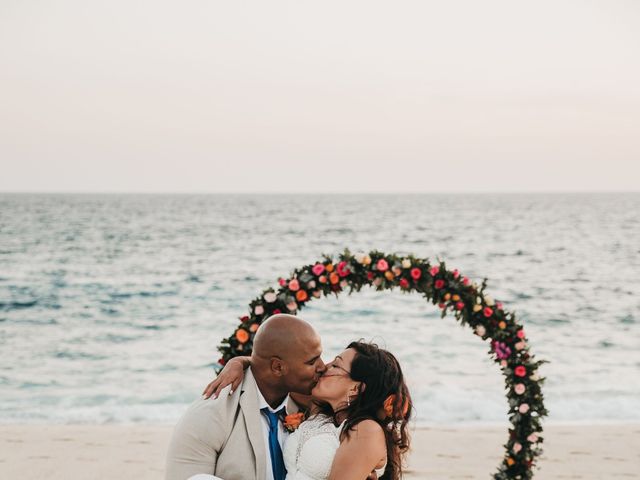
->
[383, 394, 409, 418]
[506, 457, 515, 466]
[296, 290, 308, 302]
[384, 270, 394, 281]
[235, 329, 250, 344]
[452, 294, 460, 301]
[325, 263, 334, 272]
[329, 272, 340, 284]
[249, 323, 259, 332]
[283, 412, 305, 432]
[499, 321, 506, 329]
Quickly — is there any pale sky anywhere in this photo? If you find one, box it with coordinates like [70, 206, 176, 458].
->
[1, 0, 639, 193]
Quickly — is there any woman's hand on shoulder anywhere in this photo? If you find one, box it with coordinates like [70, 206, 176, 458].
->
[328, 419, 386, 480]
[202, 356, 251, 399]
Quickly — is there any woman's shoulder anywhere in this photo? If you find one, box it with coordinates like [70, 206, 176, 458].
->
[343, 418, 385, 442]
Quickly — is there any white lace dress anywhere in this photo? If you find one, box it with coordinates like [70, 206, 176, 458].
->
[283, 414, 386, 480]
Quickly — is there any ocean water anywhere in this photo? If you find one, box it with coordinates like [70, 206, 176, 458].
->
[0, 193, 638, 426]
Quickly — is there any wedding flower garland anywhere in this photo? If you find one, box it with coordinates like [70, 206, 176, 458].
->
[215, 249, 549, 479]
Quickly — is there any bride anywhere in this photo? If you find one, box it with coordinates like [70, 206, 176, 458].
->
[201, 341, 412, 480]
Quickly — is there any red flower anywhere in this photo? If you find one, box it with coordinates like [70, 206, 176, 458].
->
[455, 301, 464, 310]
[453, 269, 460, 279]
[483, 307, 494, 317]
[273, 309, 281, 314]
[336, 261, 351, 277]
[399, 278, 409, 288]
[434, 279, 445, 289]
[438, 302, 446, 309]
[278, 278, 287, 286]
[410, 268, 422, 280]
[218, 357, 226, 365]
[240, 315, 249, 322]
[429, 266, 440, 276]
[514, 366, 527, 377]
[462, 276, 470, 286]
[366, 271, 374, 280]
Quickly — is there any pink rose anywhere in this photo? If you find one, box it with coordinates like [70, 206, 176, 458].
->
[429, 266, 439, 276]
[514, 383, 525, 395]
[286, 301, 297, 311]
[500, 360, 507, 367]
[312, 289, 322, 298]
[483, 307, 493, 317]
[376, 259, 389, 271]
[517, 329, 526, 339]
[515, 341, 526, 351]
[462, 276, 470, 286]
[452, 269, 460, 279]
[527, 433, 538, 443]
[254, 305, 264, 315]
[278, 278, 286, 286]
[288, 279, 300, 291]
[410, 268, 422, 280]
[373, 277, 383, 287]
[263, 292, 277, 303]
[518, 403, 530, 414]
[312, 263, 325, 276]
[340, 279, 348, 288]
[513, 442, 522, 453]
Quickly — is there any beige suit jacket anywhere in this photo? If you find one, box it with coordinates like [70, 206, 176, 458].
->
[165, 368, 298, 480]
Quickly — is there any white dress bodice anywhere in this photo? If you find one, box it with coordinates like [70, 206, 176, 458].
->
[283, 414, 386, 480]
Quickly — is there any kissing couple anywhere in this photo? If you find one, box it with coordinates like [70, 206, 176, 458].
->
[165, 313, 412, 480]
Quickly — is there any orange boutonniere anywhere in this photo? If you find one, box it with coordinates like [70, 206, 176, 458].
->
[283, 412, 305, 432]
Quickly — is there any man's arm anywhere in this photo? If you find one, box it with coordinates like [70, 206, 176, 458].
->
[165, 399, 227, 480]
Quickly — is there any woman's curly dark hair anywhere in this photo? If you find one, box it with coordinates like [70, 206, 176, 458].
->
[317, 340, 412, 480]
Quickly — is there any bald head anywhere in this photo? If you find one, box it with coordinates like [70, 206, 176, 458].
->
[251, 314, 325, 397]
[253, 314, 318, 361]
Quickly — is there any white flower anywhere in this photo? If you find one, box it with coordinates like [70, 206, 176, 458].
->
[475, 325, 486, 337]
[263, 292, 277, 303]
[402, 259, 411, 269]
[254, 305, 264, 315]
[307, 280, 316, 289]
[515, 341, 526, 351]
[354, 252, 366, 264]
[530, 373, 539, 381]
[513, 442, 522, 453]
[484, 295, 495, 306]
[527, 433, 538, 443]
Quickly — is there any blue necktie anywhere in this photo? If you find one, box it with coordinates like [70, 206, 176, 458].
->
[262, 407, 287, 480]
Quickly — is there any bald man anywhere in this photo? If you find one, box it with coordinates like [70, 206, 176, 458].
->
[165, 314, 326, 480]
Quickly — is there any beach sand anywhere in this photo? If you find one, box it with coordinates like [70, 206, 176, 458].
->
[1, 423, 638, 479]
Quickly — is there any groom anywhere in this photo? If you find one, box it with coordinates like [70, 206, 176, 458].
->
[165, 314, 326, 480]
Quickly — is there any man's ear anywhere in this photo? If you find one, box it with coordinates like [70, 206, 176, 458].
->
[270, 356, 287, 377]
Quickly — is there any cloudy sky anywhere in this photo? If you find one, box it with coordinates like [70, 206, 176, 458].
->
[1, 0, 638, 193]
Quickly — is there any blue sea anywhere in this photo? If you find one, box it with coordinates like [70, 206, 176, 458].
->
[0, 193, 638, 426]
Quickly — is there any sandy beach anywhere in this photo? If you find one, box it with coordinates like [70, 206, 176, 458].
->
[1, 423, 638, 479]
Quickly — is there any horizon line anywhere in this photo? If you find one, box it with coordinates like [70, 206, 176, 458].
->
[0, 190, 638, 195]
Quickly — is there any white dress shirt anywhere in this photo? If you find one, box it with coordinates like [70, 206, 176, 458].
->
[255, 382, 290, 480]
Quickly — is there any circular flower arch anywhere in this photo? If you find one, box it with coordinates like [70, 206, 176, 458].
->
[215, 249, 549, 479]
